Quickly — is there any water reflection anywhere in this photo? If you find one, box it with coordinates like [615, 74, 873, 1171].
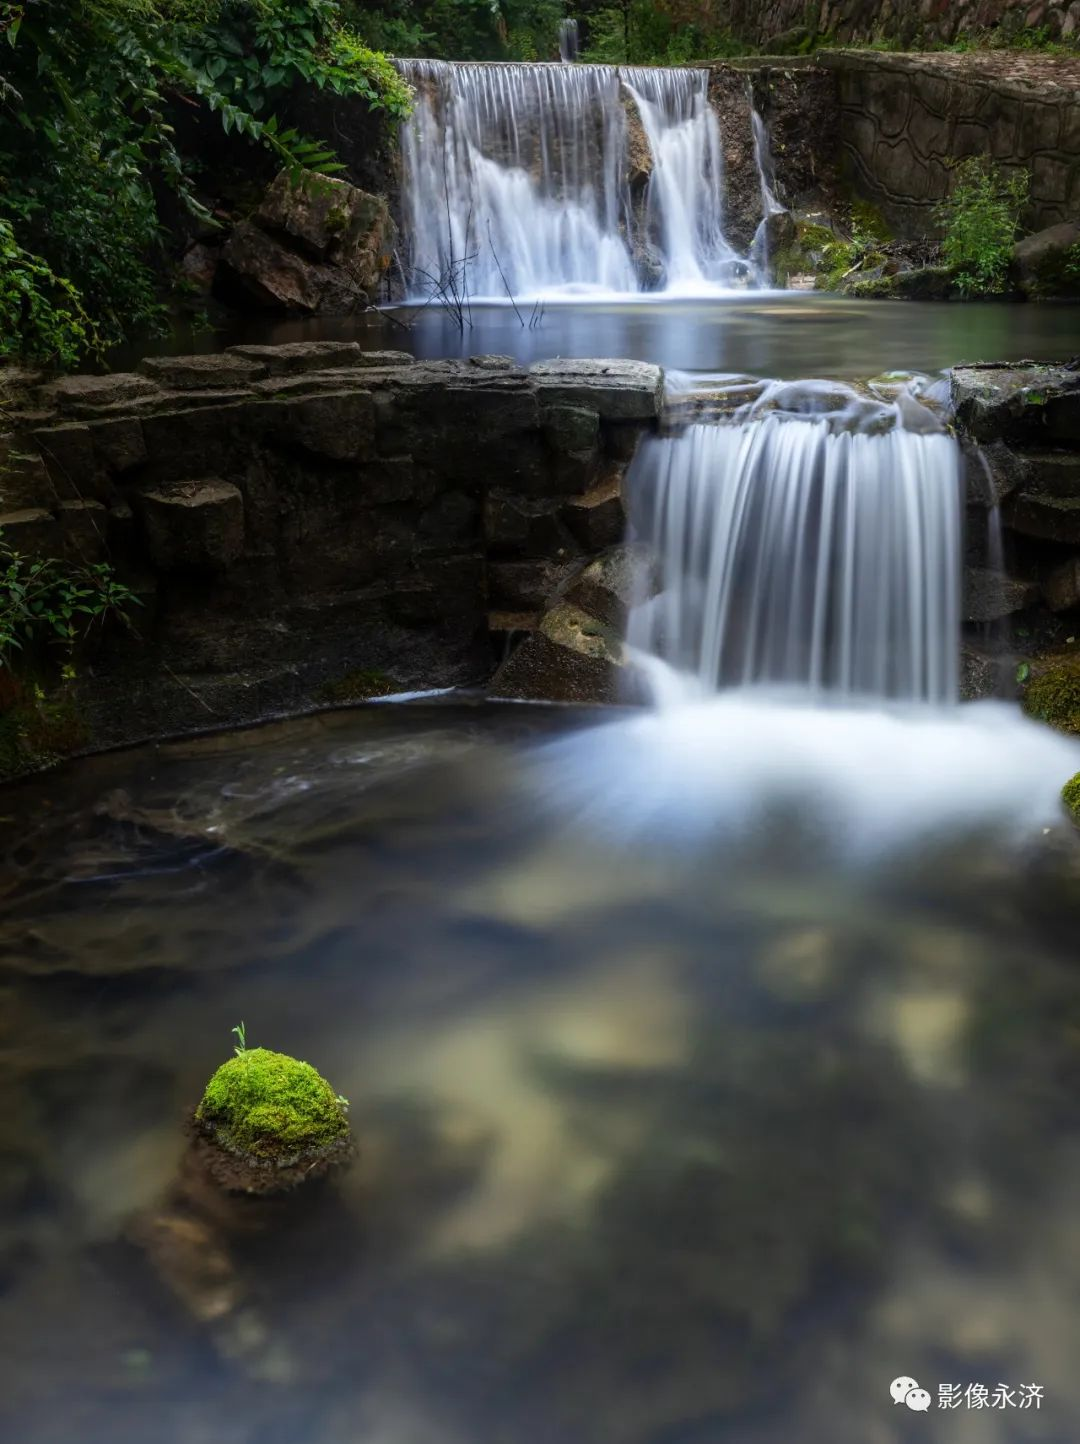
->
[114, 292, 1080, 381]
[2, 700, 1080, 1443]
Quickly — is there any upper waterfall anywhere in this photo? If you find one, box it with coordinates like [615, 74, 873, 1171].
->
[394, 60, 761, 300]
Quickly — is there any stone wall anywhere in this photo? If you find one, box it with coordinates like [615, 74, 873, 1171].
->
[952, 361, 1080, 699]
[718, 0, 1080, 49]
[0, 347, 661, 767]
[822, 50, 1080, 236]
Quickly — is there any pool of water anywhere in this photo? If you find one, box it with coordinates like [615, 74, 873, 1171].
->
[121, 291, 1080, 381]
[4, 697, 1080, 1444]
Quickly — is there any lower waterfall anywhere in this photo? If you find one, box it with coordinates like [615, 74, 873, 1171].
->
[627, 390, 962, 704]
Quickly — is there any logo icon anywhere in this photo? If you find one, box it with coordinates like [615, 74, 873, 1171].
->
[891, 1377, 931, 1411]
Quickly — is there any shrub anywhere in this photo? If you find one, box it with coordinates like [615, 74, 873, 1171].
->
[935, 157, 1029, 296]
[0, 538, 139, 665]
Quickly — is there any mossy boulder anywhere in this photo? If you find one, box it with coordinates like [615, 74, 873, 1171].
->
[195, 1047, 351, 1190]
[1022, 656, 1080, 734]
[1062, 773, 1080, 826]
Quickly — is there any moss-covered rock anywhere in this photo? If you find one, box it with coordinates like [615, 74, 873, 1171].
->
[1022, 656, 1080, 733]
[1061, 773, 1080, 825]
[315, 668, 397, 704]
[196, 1046, 350, 1170]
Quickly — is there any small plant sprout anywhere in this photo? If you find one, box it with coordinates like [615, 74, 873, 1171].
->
[336, 1093, 350, 1111]
[231, 1021, 247, 1056]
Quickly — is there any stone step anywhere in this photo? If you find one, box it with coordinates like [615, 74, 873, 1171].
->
[1005, 490, 1080, 545]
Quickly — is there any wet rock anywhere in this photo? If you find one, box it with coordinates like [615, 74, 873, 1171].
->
[490, 601, 626, 704]
[57, 499, 109, 562]
[177, 241, 220, 296]
[1043, 557, 1080, 613]
[562, 472, 626, 552]
[565, 542, 658, 633]
[529, 359, 663, 422]
[138, 480, 245, 570]
[221, 222, 367, 314]
[1022, 653, 1080, 732]
[257, 169, 394, 277]
[1005, 489, 1080, 544]
[951, 363, 1080, 446]
[229, 340, 364, 373]
[1013, 221, 1080, 298]
[962, 565, 1039, 622]
[46, 372, 159, 417]
[140, 353, 266, 391]
[0, 508, 60, 560]
[488, 558, 576, 611]
[221, 169, 395, 314]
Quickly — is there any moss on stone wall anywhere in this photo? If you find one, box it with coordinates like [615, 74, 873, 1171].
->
[315, 668, 397, 703]
[1023, 657, 1080, 733]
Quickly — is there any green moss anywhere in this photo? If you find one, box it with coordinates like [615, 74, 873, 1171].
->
[316, 668, 397, 703]
[1023, 657, 1080, 733]
[196, 1047, 349, 1161]
[1062, 773, 1080, 825]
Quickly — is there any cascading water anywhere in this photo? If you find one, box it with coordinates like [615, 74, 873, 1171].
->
[558, 18, 580, 63]
[627, 382, 962, 704]
[621, 69, 739, 291]
[394, 60, 758, 299]
[748, 99, 785, 275]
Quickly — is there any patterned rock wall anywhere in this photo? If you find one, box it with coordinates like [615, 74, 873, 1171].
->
[720, 0, 1080, 47]
[822, 51, 1080, 236]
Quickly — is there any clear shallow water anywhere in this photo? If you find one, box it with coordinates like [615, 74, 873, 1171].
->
[127, 292, 1080, 380]
[4, 698, 1080, 1444]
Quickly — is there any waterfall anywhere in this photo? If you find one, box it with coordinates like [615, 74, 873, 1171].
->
[559, 18, 580, 62]
[627, 393, 962, 704]
[394, 60, 757, 299]
[748, 101, 785, 275]
[622, 69, 740, 291]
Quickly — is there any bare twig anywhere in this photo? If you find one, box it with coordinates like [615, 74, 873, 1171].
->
[487, 219, 527, 328]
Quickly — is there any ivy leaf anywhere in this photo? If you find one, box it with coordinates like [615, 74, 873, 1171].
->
[1016, 662, 1031, 685]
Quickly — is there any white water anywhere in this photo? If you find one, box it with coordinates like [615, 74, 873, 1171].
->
[558, 18, 579, 63]
[532, 691, 1080, 855]
[627, 387, 962, 703]
[395, 60, 759, 299]
[622, 69, 743, 291]
[749, 101, 785, 276]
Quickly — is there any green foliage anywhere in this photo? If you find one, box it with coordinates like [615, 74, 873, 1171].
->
[0, 0, 408, 365]
[232, 1020, 247, 1055]
[582, 2, 742, 63]
[197, 1044, 350, 1159]
[0, 538, 140, 667]
[0, 222, 101, 367]
[818, 223, 883, 291]
[935, 157, 1029, 297]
